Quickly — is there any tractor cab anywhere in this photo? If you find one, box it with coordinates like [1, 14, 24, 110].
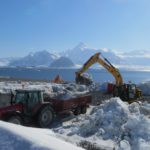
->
[120, 84, 142, 102]
[13, 90, 44, 103]
[12, 90, 44, 115]
[0, 89, 54, 128]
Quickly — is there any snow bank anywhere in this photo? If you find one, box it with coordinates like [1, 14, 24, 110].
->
[0, 121, 83, 150]
[55, 98, 150, 150]
[0, 81, 23, 94]
[123, 115, 150, 150]
[78, 98, 129, 139]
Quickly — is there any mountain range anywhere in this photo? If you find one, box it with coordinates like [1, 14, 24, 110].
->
[0, 42, 150, 70]
[9, 50, 59, 67]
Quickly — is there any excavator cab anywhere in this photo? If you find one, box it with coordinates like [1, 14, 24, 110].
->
[127, 84, 142, 99]
[113, 84, 142, 102]
[126, 84, 137, 101]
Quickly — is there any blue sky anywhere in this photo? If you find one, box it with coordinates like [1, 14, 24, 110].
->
[0, 0, 150, 57]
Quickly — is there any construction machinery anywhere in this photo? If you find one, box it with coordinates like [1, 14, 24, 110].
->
[0, 89, 91, 127]
[75, 52, 142, 102]
[0, 90, 54, 128]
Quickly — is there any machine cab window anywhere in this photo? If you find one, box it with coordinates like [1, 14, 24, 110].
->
[27, 92, 40, 109]
[13, 92, 27, 104]
[129, 84, 136, 93]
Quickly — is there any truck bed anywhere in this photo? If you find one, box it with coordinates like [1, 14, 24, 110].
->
[44, 94, 92, 113]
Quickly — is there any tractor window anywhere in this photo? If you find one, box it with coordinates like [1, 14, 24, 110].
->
[15, 93, 27, 104]
[27, 92, 39, 109]
[38, 92, 43, 101]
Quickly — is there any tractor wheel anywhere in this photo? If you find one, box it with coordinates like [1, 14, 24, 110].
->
[81, 106, 87, 114]
[73, 107, 81, 116]
[8, 116, 22, 125]
[38, 106, 54, 128]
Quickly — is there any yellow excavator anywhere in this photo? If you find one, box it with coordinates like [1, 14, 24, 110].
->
[75, 52, 142, 102]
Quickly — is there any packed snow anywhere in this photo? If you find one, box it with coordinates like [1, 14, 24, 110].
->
[0, 80, 150, 97]
[0, 81, 89, 100]
[0, 80, 150, 150]
[54, 98, 150, 150]
[0, 121, 84, 150]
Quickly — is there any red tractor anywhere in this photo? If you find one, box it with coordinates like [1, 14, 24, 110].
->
[0, 90, 54, 128]
[0, 89, 92, 128]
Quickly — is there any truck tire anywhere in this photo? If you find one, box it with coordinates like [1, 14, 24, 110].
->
[8, 116, 22, 125]
[73, 107, 81, 116]
[81, 106, 87, 114]
[38, 106, 54, 128]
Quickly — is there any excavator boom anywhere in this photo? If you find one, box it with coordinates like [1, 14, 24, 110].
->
[76, 52, 123, 86]
[75, 52, 142, 102]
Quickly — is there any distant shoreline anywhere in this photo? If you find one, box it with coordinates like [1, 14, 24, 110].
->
[0, 67, 149, 84]
[0, 66, 150, 72]
[0, 76, 51, 82]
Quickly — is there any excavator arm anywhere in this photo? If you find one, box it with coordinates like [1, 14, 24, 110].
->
[76, 52, 142, 102]
[76, 52, 123, 86]
[97, 55, 123, 86]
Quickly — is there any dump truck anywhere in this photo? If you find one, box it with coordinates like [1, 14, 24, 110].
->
[0, 89, 91, 128]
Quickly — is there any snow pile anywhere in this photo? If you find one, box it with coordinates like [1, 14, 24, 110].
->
[26, 83, 89, 100]
[139, 102, 150, 116]
[81, 73, 92, 81]
[0, 121, 83, 150]
[61, 83, 88, 99]
[55, 98, 150, 150]
[139, 81, 150, 95]
[0, 81, 89, 100]
[78, 98, 129, 139]
[122, 115, 150, 150]
[0, 81, 23, 93]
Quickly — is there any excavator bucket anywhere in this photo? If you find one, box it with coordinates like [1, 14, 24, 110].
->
[75, 73, 93, 85]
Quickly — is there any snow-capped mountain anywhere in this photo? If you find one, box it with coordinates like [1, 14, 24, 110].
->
[0, 57, 19, 67]
[61, 42, 122, 65]
[0, 43, 149, 69]
[50, 57, 75, 68]
[61, 43, 150, 69]
[9, 50, 59, 67]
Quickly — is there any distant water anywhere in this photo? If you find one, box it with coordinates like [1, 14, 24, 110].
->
[0, 67, 150, 84]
